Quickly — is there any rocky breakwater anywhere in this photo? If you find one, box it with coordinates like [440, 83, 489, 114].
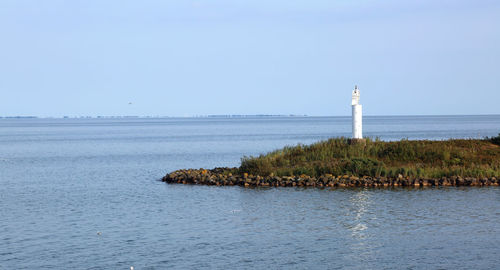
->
[162, 168, 500, 188]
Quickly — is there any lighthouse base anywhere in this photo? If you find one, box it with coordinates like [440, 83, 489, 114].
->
[348, 138, 367, 146]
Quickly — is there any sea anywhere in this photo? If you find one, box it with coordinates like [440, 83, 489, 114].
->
[1, 115, 499, 269]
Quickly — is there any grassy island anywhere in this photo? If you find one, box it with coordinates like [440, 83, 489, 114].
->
[163, 135, 500, 188]
[240, 136, 500, 179]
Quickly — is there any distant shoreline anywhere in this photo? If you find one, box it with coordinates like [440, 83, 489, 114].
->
[2, 114, 500, 120]
[0, 114, 309, 119]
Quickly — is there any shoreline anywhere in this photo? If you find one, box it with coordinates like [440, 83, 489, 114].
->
[162, 168, 499, 188]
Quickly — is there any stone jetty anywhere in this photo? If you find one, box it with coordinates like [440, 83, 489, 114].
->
[162, 168, 499, 188]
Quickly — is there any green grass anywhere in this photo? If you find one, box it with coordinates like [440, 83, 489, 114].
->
[239, 134, 500, 178]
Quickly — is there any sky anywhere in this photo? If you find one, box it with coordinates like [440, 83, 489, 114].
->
[0, 0, 499, 117]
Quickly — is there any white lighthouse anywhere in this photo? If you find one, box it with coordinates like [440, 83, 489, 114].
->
[351, 85, 362, 139]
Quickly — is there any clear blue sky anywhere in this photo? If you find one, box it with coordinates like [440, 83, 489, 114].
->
[0, 0, 499, 117]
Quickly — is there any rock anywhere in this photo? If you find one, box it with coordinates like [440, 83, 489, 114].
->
[162, 168, 499, 189]
[413, 179, 421, 187]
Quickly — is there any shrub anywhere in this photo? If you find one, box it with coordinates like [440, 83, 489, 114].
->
[491, 133, 500, 146]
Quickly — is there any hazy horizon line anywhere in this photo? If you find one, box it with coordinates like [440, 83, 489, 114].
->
[1, 113, 499, 119]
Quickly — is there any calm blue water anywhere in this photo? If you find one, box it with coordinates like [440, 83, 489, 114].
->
[1, 115, 500, 269]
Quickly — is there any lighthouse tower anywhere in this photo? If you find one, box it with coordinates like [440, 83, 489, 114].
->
[351, 85, 362, 139]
